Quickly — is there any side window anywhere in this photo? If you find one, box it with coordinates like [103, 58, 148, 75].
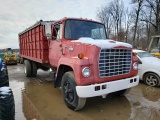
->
[53, 24, 62, 41]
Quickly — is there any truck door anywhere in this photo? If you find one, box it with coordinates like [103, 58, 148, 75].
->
[49, 24, 63, 67]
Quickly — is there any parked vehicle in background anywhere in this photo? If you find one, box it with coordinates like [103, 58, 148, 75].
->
[0, 58, 15, 120]
[148, 35, 160, 58]
[4, 48, 17, 65]
[19, 17, 139, 110]
[133, 49, 160, 87]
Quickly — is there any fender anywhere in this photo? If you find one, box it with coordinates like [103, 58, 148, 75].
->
[56, 56, 94, 86]
[141, 68, 160, 79]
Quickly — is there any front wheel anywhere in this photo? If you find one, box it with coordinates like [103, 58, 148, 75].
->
[144, 73, 160, 87]
[61, 71, 86, 111]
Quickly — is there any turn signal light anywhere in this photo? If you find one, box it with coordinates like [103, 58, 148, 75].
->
[78, 53, 84, 59]
[133, 52, 137, 56]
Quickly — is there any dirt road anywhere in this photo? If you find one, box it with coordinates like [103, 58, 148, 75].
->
[8, 64, 160, 120]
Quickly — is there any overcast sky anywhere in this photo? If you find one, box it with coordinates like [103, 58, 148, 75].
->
[0, 0, 130, 49]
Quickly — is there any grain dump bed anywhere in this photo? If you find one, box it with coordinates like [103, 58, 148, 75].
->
[19, 20, 55, 63]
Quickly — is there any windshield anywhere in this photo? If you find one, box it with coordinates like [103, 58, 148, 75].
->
[137, 52, 153, 58]
[7, 51, 12, 55]
[64, 19, 106, 40]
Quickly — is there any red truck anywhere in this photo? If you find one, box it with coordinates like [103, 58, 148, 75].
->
[19, 17, 139, 111]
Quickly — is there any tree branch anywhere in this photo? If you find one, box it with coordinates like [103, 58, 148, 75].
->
[140, 19, 157, 28]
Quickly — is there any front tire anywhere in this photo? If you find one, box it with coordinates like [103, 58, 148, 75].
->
[144, 73, 160, 87]
[61, 71, 86, 111]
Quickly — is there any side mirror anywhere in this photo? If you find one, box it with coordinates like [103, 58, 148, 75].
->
[44, 22, 52, 40]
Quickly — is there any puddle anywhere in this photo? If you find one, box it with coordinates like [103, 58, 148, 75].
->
[127, 84, 160, 120]
[22, 80, 131, 120]
[9, 80, 26, 120]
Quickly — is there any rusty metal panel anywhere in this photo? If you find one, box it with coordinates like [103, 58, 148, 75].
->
[19, 20, 52, 63]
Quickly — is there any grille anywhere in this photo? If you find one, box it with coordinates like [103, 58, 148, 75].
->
[99, 49, 132, 78]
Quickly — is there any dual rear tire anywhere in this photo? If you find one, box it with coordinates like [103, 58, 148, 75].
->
[24, 60, 37, 77]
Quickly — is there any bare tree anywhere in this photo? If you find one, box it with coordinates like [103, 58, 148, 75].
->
[96, 6, 112, 38]
[124, 8, 133, 43]
[144, 0, 160, 34]
[96, 0, 156, 50]
[109, 0, 124, 41]
[131, 0, 144, 48]
[140, 6, 154, 46]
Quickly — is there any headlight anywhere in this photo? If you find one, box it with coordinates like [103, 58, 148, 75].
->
[133, 62, 138, 70]
[82, 67, 91, 77]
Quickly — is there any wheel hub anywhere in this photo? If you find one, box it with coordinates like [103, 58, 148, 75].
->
[64, 81, 74, 103]
[146, 75, 158, 86]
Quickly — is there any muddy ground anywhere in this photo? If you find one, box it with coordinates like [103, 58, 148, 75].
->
[8, 64, 160, 120]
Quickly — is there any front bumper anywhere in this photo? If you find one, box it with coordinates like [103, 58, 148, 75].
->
[76, 75, 139, 98]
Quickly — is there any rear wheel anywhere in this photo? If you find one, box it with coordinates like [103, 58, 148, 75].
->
[31, 62, 37, 77]
[24, 60, 32, 77]
[144, 73, 160, 87]
[61, 71, 86, 111]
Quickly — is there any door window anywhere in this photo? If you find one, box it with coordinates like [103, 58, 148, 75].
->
[53, 24, 62, 41]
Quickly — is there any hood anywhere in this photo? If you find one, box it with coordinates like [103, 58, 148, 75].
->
[141, 57, 160, 65]
[71, 37, 132, 49]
